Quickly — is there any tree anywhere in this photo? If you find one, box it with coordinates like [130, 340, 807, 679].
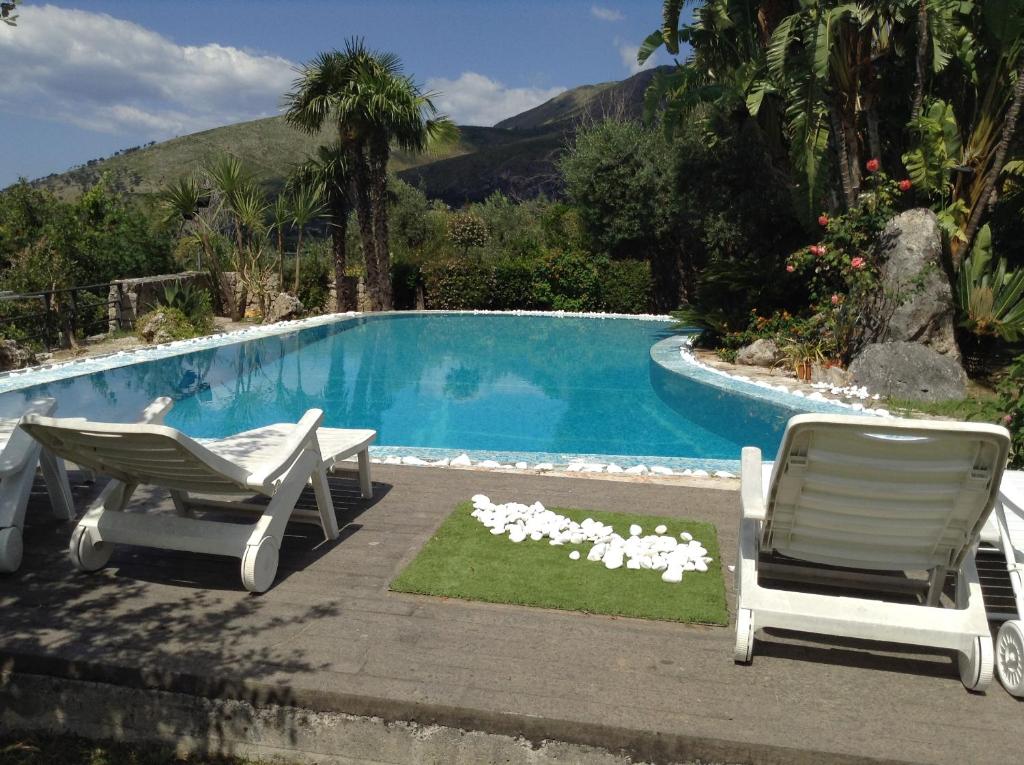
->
[559, 118, 685, 309]
[269, 195, 290, 288]
[288, 184, 325, 294]
[2, 1, 19, 27]
[284, 39, 456, 310]
[292, 142, 354, 312]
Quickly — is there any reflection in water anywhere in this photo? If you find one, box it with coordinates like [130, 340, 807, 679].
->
[0, 315, 798, 460]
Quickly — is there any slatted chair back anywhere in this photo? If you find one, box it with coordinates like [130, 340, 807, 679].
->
[21, 417, 253, 495]
[765, 414, 1010, 571]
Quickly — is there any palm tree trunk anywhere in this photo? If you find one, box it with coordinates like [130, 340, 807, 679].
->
[330, 198, 350, 312]
[368, 136, 394, 311]
[829, 102, 856, 208]
[350, 147, 381, 310]
[911, 0, 929, 120]
[277, 230, 284, 291]
[293, 228, 303, 295]
[960, 60, 1024, 268]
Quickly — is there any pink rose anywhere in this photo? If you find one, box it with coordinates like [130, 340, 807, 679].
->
[830, 294, 840, 305]
[786, 264, 795, 273]
[866, 158, 880, 173]
[1004, 414, 1013, 426]
[851, 257, 865, 270]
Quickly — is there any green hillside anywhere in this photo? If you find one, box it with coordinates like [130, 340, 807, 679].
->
[26, 67, 667, 205]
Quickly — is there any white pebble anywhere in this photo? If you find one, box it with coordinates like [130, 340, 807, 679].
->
[534, 462, 554, 471]
[680, 532, 693, 542]
[650, 466, 673, 475]
[569, 551, 581, 561]
[629, 524, 642, 537]
[654, 524, 667, 534]
[514, 461, 528, 470]
[451, 454, 472, 467]
[661, 565, 683, 583]
[624, 465, 648, 475]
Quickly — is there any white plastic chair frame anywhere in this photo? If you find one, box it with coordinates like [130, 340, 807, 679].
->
[737, 414, 1010, 692]
[988, 474, 1024, 696]
[0, 397, 75, 573]
[21, 397, 340, 593]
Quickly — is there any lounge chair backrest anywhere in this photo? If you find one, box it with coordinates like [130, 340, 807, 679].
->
[20, 416, 253, 494]
[765, 414, 1010, 571]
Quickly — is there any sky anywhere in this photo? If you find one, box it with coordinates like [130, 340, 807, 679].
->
[0, 1, 669, 187]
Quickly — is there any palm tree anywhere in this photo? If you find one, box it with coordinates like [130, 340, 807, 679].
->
[270, 194, 290, 289]
[157, 175, 213, 269]
[288, 184, 325, 295]
[293, 142, 355, 311]
[284, 39, 456, 310]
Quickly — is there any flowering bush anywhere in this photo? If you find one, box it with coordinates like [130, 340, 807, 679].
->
[786, 164, 911, 303]
[446, 212, 489, 255]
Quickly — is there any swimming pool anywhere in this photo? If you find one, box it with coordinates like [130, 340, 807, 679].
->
[0, 313, 838, 469]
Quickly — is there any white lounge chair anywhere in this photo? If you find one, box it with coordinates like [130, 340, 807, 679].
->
[979, 470, 1024, 695]
[737, 414, 1010, 691]
[21, 397, 376, 593]
[0, 397, 75, 573]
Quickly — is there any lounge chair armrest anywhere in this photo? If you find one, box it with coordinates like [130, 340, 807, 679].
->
[141, 397, 174, 424]
[741, 447, 767, 521]
[245, 409, 325, 490]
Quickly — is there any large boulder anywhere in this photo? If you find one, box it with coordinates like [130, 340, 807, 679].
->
[849, 341, 966, 402]
[137, 309, 188, 344]
[0, 339, 35, 371]
[875, 209, 959, 359]
[266, 292, 304, 323]
[735, 338, 781, 367]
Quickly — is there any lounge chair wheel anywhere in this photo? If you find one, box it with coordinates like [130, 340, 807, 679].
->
[959, 635, 994, 692]
[241, 537, 279, 593]
[69, 526, 113, 572]
[996, 621, 1024, 697]
[0, 527, 24, 573]
[734, 608, 754, 663]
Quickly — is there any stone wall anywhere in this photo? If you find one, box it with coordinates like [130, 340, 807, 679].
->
[108, 272, 212, 330]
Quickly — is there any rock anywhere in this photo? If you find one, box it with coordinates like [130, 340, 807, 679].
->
[266, 292, 305, 323]
[654, 524, 668, 535]
[569, 551, 581, 560]
[629, 524, 642, 537]
[735, 338, 782, 367]
[849, 342, 966, 402]
[874, 209, 959, 359]
[810, 363, 852, 387]
[137, 310, 176, 344]
[450, 454, 472, 467]
[0, 339, 35, 371]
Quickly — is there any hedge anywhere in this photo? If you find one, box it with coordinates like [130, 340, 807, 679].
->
[416, 252, 652, 314]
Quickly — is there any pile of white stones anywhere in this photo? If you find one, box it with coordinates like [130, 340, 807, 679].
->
[469, 495, 713, 584]
[809, 381, 880, 400]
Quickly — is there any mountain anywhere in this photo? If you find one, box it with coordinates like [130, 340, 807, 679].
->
[25, 67, 667, 205]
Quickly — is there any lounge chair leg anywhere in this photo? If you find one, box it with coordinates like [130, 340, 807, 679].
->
[39, 449, 75, 520]
[69, 480, 136, 572]
[358, 448, 372, 498]
[926, 566, 947, 606]
[310, 466, 339, 540]
[169, 490, 193, 517]
[240, 450, 320, 593]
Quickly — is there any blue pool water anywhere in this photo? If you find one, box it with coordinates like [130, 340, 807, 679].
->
[0, 314, 801, 462]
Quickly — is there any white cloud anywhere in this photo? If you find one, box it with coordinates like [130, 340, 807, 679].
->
[591, 5, 624, 22]
[618, 41, 657, 75]
[0, 4, 295, 137]
[426, 72, 566, 126]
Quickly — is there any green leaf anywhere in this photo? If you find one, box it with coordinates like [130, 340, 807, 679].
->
[638, 29, 667, 65]
[745, 79, 775, 116]
[767, 13, 799, 80]
[662, 0, 684, 55]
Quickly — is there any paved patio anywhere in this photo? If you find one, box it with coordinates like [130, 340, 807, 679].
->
[1, 466, 1020, 764]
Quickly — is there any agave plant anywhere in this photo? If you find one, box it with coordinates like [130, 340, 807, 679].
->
[957, 225, 1024, 342]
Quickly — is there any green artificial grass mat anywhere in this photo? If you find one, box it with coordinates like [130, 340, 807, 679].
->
[391, 502, 728, 625]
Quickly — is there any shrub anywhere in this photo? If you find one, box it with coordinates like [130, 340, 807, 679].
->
[136, 306, 204, 343]
[446, 213, 489, 256]
[155, 281, 214, 333]
[297, 253, 330, 312]
[392, 260, 422, 310]
[493, 258, 542, 310]
[600, 259, 652, 313]
[999, 355, 1024, 468]
[536, 249, 602, 311]
[422, 259, 495, 309]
